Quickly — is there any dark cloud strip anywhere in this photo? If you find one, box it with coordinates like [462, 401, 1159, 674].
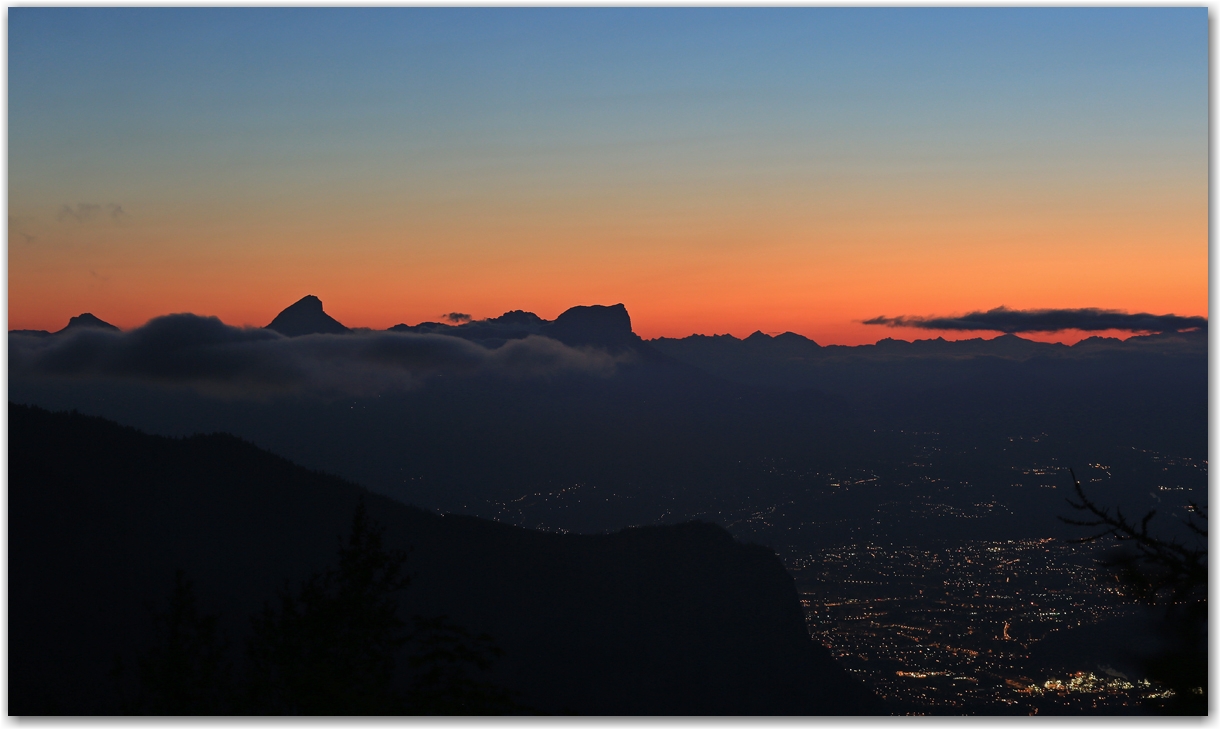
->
[864, 307, 1207, 334]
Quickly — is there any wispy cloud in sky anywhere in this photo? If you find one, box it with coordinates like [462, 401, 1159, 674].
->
[55, 203, 125, 223]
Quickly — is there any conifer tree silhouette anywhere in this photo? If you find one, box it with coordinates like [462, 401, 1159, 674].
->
[117, 570, 234, 714]
[123, 501, 525, 715]
[245, 500, 412, 714]
[405, 614, 524, 714]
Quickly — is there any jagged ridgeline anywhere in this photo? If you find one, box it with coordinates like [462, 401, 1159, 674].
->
[8, 404, 880, 716]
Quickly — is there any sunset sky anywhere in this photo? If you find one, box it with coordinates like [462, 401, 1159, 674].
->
[8, 8, 1207, 345]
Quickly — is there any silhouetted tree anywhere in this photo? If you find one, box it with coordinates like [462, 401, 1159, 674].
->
[1062, 469, 1206, 715]
[406, 615, 524, 714]
[120, 501, 524, 715]
[116, 570, 235, 714]
[245, 501, 412, 714]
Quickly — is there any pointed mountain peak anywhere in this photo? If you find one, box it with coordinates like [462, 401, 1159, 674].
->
[266, 295, 348, 337]
[57, 313, 119, 334]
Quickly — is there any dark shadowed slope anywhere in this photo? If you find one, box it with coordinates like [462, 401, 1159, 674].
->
[265, 295, 349, 336]
[9, 404, 880, 716]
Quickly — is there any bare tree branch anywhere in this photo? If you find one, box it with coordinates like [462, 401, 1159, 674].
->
[1060, 468, 1206, 605]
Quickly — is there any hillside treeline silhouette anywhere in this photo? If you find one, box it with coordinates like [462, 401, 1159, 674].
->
[10, 404, 878, 715]
[116, 504, 521, 715]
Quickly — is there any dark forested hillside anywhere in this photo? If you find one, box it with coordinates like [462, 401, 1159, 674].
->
[9, 404, 879, 716]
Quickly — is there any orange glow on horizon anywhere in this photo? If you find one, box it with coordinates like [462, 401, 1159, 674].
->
[8, 153, 1206, 346]
[8, 7, 1206, 352]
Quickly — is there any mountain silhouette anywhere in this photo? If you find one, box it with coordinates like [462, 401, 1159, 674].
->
[542, 303, 636, 349]
[9, 404, 881, 716]
[651, 326, 1206, 394]
[266, 295, 348, 337]
[743, 330, 823, 355]
[59, 312, 120, 334]
[9, 312, 120, 338]
[389, 309, 547, 345]
[389, 302, 667, 361]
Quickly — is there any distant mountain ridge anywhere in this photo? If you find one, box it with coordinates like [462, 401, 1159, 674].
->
[654, 327, 1205, 360]
[257, 295, 656, 356]
[15, 296, 1205, 365]
[649, 327, 1206, 393]
[390, 302, 652, 355]
[253, 294, 1204, 365]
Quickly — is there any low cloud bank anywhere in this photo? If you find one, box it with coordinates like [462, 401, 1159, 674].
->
[864, 307, 1206, 334]
[9, 313, 628, 398]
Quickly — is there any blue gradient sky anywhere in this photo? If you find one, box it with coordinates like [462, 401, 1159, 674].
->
[8, 8, 1207, 343]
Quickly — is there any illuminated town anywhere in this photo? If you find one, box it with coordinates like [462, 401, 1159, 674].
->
[480, 432, 1205, 714]
[790, 537, 1161, 713]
